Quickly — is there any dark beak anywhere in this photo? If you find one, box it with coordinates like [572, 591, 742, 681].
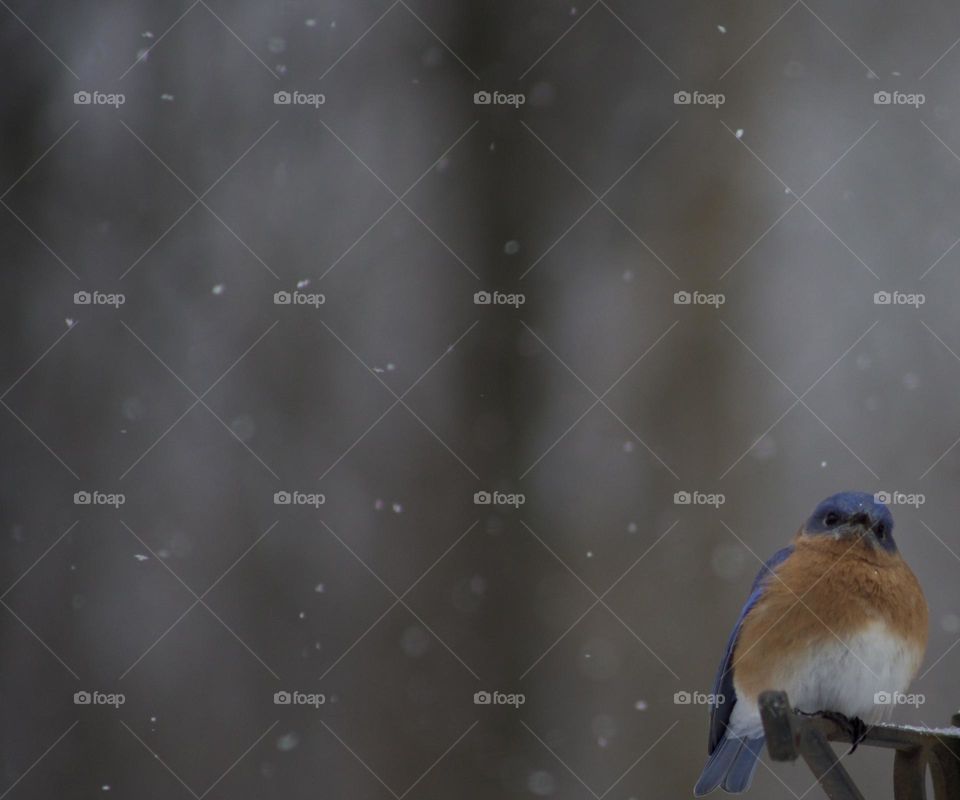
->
[844, 511, 874, 536]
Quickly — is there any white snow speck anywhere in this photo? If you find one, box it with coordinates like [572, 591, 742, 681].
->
[211, 283, 225, 295]
[392, 502, 403, 514]
[314, 583, 325, 593]
[504, 240, 520, 255]
[634, 699, 648, 710]
[717, 25, 727, 33]
[160, 93, 174, 102]
[735, 128, 744, 139]
[305, 18, 317, 27]
[297, 278, 310, 289]
[134, 554, 149, 562]
[276, 731, 300, 751]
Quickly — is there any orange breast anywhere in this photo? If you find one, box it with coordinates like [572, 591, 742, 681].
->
[733, 534, 928, 700]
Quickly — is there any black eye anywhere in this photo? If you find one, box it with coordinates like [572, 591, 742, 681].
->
[875, 524, 887, 540]
[824, 512, 841, 527]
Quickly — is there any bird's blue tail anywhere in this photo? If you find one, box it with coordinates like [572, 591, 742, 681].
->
[694, 733, 764, 796]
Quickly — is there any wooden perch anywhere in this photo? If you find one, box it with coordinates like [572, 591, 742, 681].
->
[758, 691, 960, 800]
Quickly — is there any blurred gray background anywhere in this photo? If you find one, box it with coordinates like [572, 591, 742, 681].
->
[3, 1, 960, 797]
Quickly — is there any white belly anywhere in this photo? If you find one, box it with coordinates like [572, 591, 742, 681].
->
[730, 621, 921, 737]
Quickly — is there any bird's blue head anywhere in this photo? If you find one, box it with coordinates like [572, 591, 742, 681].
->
[803, 491, 896, 553]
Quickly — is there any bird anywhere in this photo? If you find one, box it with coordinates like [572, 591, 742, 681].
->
[694, 491, 928, 796]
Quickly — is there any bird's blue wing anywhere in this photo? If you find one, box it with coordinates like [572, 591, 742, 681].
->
[707, 545, 794, 754]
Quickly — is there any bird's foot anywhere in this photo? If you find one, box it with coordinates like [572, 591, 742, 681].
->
[819, 711, 869, 753]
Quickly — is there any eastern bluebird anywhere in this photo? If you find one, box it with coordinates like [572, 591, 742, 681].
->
[694, 491, 928, 795]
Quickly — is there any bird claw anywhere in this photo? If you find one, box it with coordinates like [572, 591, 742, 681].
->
[818, 711, 869, 753]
